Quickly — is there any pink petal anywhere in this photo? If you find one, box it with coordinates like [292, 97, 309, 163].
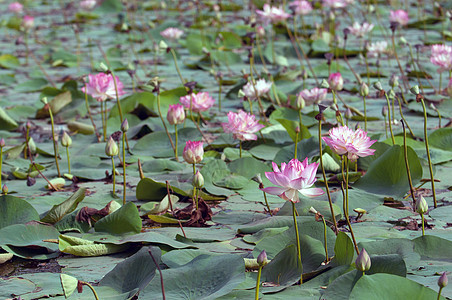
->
[300, 188, 325, 197]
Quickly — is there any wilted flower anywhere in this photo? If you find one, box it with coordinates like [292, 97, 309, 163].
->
[222, 110, 265, 141]
[82, 73, 125, 102]
[322, 125, 377, 161]
[430, 44, 452, 72]
[8, 2, 23, 14]
[167, 104, 185, 125]
[297, 87, 327, 105]
[242, 79, 272, 100]
[183, 140, 204, 164]
[160, 27, 184, 40]
[80, 0, 96, 10]
[179, 92, 215, 113]
[328, 72, 344, 91]
[367, 41, 389, 58]
[389, 10, 409, 26]
[256, 4, 291, 26]
[348, 22, 374, 38]
[105, 136, 119, 157]
[416, 195, 428, 214]
[355, 249, 371, 272]
[22, 15, 34, 29]
[261, 158, 324, 203]
[289, 0, 312, 15]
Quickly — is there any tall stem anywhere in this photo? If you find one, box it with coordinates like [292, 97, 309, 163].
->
[384, 92, 395, 144]
[174, 125, 179, 160]
[401, 120, 416, 209]
[84, 83, 101, 142]
[110, 70, 124, 123]
[255, 266, 262, 300]
[0, 147, 2, 188]
[239, 140, 242, 158]
[80, 282, 99, 300]
[362, 96, 367, 131]
[292, 201, 303, 284]
[101, 100, 106, 142]
[48, 107, 61, 177]
[170, 48, 186, 86]
[420, 99, 437, 207]
[321, 216, 329, 261]
[66, 147, 71, 174]
[343, 157, 359, 254]
[421, 213, 425, 236]
[157, 92, 176, 154]
[111, 156, 116, 196]
[122, 133, 126, 205]
[192, 163, 198, 210]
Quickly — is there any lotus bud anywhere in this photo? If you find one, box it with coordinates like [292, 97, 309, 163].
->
[373, 81, 383, 91]
[105, 137, 119, 157]
[61, 131, 72, 147]
[328, 73, 344, 91]
[389, 75, 399, 88]
[159, 40, 169, 51]
[28, 137, 37, 154]
[416, 195, 428, 214]
[257, 250, 268, 267]
[410, 85, 420, 95]
[359, 82, 369, 97]
[301, 69, 308, 80]
[27, 176, 36, 186]
[192, 170, 204, 188]
[41, 97, 48, 105]
[256, 26, 265, 38]
[399, 36, 407, 45]
[255, 173, 263, 184]
[99, 62, 109, 72]
[2, 184, 8, 194]
[0, 138, 5, 148]
[320, 79, 330, 89]
[438, 272, 448, 288]
[296, 94, 305, 110]
[26, 121, 32, 129]
[121, 118, 129, 132]
[345, 108, 353, 120]
[388, 89, 396, 100]
[183, 141, 204, 164]
[381, 106, 387, 117]
[355, 249, 371, 272]
[167, 104, 185, 125]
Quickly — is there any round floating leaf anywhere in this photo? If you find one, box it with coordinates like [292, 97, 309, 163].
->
[0, 195, 39, 230]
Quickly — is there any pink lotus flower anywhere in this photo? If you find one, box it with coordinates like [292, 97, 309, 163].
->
[261, 158, 324, 203]
[297, 87, 327, 105]
[8, 2, 23, 14]
[80, 0, 96, 10]
[222, 110, 265, 141]
[82, 73, 125, 102]
[367, 41, 388, 58]
[256, 4, 291, 26]
[167, 104, 185, 125]
[430, 44, 452, 72]
[289, 0, 312, 15]
[328, 72, 343, 91]
[160, 27, 184, 40]
[22, 15, 34, 29]
[179, 92, 215, 113]
[322, 0, 353, 9]
[242, 79, 272, 100]
[348, 22, 374, 38]
[183, 141, 204, 164]
[322, 125, 377, 161]
[389, 10, 409, 26]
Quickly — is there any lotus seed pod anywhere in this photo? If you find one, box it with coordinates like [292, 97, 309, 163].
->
[416, 195, 428, 214]
[359, 82, 369, 97]
[105, 137, 119, 157]
[192, 170, 204, 189]
[438, 272, 448, 288]
[355, 249, 371, 272]
[61, 131, 72, 147]
[257, 250, 268, 267]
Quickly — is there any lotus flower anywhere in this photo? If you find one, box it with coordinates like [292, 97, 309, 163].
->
[289, 0, 312, 15]
[256, 4, 291, 26]
[160, 27, 184, 40]
[261, 158, 324, 203]
[180, 92, 215, 113]
[322, 0, 354, 9]
[80, 0, 96, 10]
[183, 141, 204, 164]
[430, 44, 452, 72]
[242, 79, 272, 100]
[222, 110, 265, 141]
[348, 22, 374, 38]
[8, 2, 23, 14]
[22, 15, 34, 29]
[322, 125, 377, 161]
[167, 104, 185, 125]
[366, 41, 388, 58]
[297, 87, 327, 105]
[389, 10, 409, 26]
[328, 72, 343, 91]
[82, 73, 125, 102]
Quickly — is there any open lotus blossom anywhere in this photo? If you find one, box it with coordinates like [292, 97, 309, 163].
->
[256, 4, 291, 26]
[389, 10, 409, 26]
[348, 22, 374, 38]
[8, 2, 23, 14]
[160, 27, 184, 40]
[82, 73, 125, 102]
[167, 104, 185, 125]
[222, 110, 265, 141]
[297, 87, 327, 105]
[366, 41, 389, 58]
[242, 79, 272, 100]
[261, 158, 324, 203]
[183, 140, 204, 164]
[22, 15, 34, 29]
[179, 92, 215, 113]
[289, 0, 312, 15]
[328, 72, 344, 91]
[430, 44, 452, 72]
[80, 0, 96, 10]
[322, 125, 377, 161]
[322, 0, 354, 9]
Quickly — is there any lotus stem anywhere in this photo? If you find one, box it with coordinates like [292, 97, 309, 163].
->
[262, 190, 272, 216]
[438, 287, 444, 300]
[192, 163, 198, 210]
[362, 96, 368, 131]
[157, 91, 176, 154]
[48, 105, 61, 177]
[83, 82, 101, 142]
[321, 215, 329, 262]
[111, 156, 116, 196]
[0, 146, 2, 188]
[255, 266, 263, 300]
[101, 100, 106, 142]
[343, 157, 359, 255]
[294, 130, 298, 159]
[292, 201, 303, 284]
[397, 96, 414, 137]
[384, 92, 395, 144]
[401, 120, 416, 209]
[239, 140, 242, 158]
[421, 213, 425, 236]
[174, 124, 178, 160]
[148, 249, 166, 300]
[420, 98, 437, 207]
[170, 48, 186, 86]
[122, 132, 126, 205]
[80, 282, 99, 300]
[66, 146, 71, 174]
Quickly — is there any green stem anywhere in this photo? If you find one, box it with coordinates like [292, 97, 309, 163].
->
[262, 191, 272, 216]
[84, 83, 100, 142]
[157, 92, 176, 154]
[401, 120, 416, 209]
[420, 99, 437, 208]
[0, 147, 2, 189]
[122, 133, 126, 205]
[80, 282, 99, 300]
[239, 140, 242, 158]
[397, 96, 415, 138]
[384, 92, 395, 144]
[101, 101, 106, 142]
[174, 124, 178, 160]
[48, 107, 61, 177]
[294, 131, 298, 159]
[110, 70, 124, 123]
[344, 157, 359, 255]
[170, 48, 186, 85]
[319, 119, 338, 233]
[292, 201, 303, 284]
[438, 287, 444, 300]
[255, 266, 262, 300]
[362, 96, 367, 131]
[218, 78, 222, 112]
[66, 146, 71, 174]
[192, 164, 198, 210]
[321, 216, 329, 261]
[111, 156, 116, 196]
[421, 213, 425, 236]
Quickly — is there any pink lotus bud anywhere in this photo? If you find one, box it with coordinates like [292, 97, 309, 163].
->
[8, 2, 23, 14]
[438, 272, 448, 288]
[328, 72, 343, 91]
[22, 15, 34, 30]
[257, 250, 268, 266]
[355, 249, 371, 272]
[121, 118, 129, 132]
[183, 141, 204, 164]
[105, 136, 119, 157]
[0, 138, 5, 148]
[389, 10, 409, 26]
[256, 26, 265, 38]
[192, 170, 204, 188]
[167, 104, 185, 125]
